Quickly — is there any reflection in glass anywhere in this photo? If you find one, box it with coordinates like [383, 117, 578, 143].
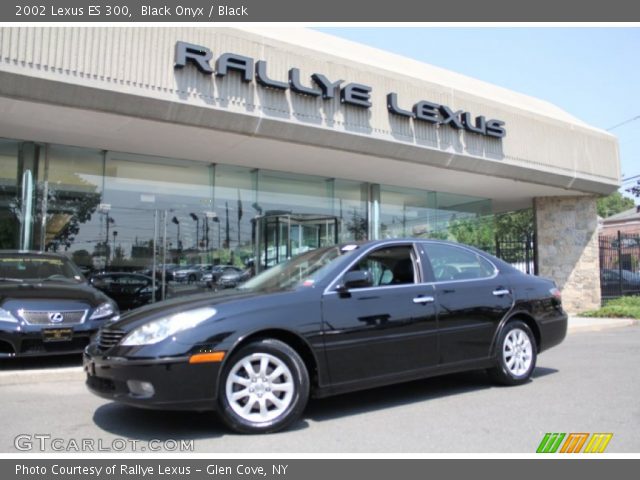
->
[103, 152, 213, 270]
[0, 139, 19, 249]
[43, 145, 104, 272]
[380, 185, 491, 240]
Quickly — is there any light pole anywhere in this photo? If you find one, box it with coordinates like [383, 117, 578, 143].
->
[171, 216, 181, 252]
[112, 231, 118, 263]
[104, 213, 115, 267]
[189, 212, 200, 250]
[213, 216, 220, 249]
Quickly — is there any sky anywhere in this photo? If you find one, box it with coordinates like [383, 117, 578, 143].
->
[317, 27, 640, 202]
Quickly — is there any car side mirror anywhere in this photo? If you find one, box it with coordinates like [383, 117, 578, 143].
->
[336, 270, 372, 296]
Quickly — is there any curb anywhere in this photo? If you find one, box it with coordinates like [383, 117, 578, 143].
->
[568, 318, 638, 333]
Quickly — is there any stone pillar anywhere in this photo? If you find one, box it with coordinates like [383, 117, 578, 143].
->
[534, 196, 600, 314]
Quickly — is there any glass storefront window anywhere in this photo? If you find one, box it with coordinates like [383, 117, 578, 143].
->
[334, 180, 369, 243]
[380, 186, 438, 239]
[42, 145, 104, 270]
[213, 164, 255, 268]
[0, 139, 19, 249]
[380, 186, 491, 240]
[3, 136, 493, 280]
[103, 152, 214, 270]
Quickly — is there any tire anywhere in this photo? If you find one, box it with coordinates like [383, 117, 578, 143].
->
[217, 339, 309, 434]
[487, 320, 537, 386]
[188, 274, 196, 283]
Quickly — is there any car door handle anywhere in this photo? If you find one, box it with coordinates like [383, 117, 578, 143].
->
[413, 296, 435, 304]
[492, 289, 511, 296]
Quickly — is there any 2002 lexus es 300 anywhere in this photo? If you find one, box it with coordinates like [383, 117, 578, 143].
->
[85, 239, 567, 433]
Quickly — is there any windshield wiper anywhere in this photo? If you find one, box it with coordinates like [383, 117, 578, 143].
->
[0, 277, 24, 283]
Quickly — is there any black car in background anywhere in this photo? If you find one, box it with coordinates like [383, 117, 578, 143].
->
[600, 268, 640, 297]
[85, 239, 567, 434]
[216, 267, 252, 289]
[201, 265, 244, 289]
[0, 251, 119, 357]
[172, 265, 209, 284]
[89, 273, 171, 311]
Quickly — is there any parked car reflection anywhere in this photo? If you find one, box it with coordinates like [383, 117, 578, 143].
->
[89, 273, 172, 311]
[217, 268, 252, 289]
[201, 265, 236, 288]
[0, 251, 119, 357]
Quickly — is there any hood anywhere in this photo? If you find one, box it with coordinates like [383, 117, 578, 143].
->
[107, 287, 297, 332]
[0, 281, 109, 306]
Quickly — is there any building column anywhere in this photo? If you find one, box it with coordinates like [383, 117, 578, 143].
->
[534, 196, 601, 314]
[16, 142, 40, 251]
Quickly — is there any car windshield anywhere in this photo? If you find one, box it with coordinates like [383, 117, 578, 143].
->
[239, 244, 359, 292]
[0, 254, 84, 283]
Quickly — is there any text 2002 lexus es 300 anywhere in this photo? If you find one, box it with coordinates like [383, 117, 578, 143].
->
[85, 239, 567, 433]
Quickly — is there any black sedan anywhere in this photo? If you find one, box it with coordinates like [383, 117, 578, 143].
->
[84, 239, 567, 433]
[0, 251, 119, 357]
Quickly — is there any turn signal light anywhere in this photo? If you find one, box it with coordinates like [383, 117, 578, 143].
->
[189, 351, 226, 364]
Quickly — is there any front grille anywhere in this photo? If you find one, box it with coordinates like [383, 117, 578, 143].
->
[97, 328, 126, 350]
[20, 310, 87, 325]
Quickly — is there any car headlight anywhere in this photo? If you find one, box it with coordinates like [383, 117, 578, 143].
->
[90, 302, 117, 320]
[120, 307, 217, 346]
[0, 307, 18, 323]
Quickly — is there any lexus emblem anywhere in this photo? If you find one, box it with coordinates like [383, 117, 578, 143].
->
[48, 312, 64, 323]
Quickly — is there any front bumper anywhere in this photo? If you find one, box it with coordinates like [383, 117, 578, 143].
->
[0, 320, 110, 358]
[83, 344, 220, 411]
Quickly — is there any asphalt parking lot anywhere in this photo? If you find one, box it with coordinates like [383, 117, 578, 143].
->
[1, 325, 639, 453]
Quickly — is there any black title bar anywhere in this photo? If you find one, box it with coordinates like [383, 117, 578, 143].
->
[2, 0, 640, 22]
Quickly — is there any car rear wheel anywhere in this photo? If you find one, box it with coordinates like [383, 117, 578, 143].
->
[217, 339, 309, 434]
[487, 320, 537, 386]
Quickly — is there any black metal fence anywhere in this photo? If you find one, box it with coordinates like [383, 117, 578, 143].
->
[475, 233, 537, 275]
[599, 231, 640, 299]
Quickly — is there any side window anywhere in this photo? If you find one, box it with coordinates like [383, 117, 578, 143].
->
[423, 244, 495, 281]
[347, 246, 417, 288]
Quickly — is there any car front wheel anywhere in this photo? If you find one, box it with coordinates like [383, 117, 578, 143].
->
[487, 320, 537, 386]
[217, 339, 309, 434]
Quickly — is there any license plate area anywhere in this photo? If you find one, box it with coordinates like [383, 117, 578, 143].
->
[42, 328, 73, 342]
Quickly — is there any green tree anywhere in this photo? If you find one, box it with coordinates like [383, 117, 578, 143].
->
[345, 208, 368, 240]
[447, 215, 494, 248]
[597, 192, 635, 218]
[495, 209, 534, 238]
[446, 209, 534, 249]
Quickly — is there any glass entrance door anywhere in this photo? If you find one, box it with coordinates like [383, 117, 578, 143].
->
[253, 213, 340, 273]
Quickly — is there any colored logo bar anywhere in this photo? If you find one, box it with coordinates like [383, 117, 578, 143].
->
[537, 433, 613, 453]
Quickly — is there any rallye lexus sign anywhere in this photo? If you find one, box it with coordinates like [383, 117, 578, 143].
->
[174, 41, 506, 138]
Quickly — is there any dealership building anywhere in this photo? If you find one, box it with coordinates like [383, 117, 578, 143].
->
[0, 27, 620, 312]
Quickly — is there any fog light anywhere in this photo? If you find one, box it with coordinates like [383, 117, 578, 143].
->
[126, 380, 155, 398]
